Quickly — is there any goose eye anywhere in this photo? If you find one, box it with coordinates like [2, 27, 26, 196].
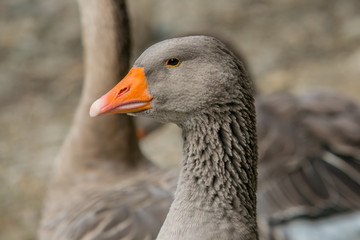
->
[165, 57, 181, 67]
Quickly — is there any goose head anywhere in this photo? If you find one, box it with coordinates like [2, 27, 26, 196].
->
[90, 36, 251, 124]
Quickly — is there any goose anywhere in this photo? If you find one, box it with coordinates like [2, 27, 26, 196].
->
[90, 34, 360, 239]
[256, 91, 360, 239]
[90, 35, 258, 240]
[39, 0, 176, 239]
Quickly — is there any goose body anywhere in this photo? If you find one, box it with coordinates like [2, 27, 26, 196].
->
[91, 36, 258, 239]
[39, 1, 176, 239]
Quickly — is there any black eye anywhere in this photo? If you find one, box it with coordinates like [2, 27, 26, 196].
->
[165, 57, 181, 67]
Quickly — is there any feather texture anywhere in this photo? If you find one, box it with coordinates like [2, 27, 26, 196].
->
[257, 91, 360, 223]
[40, 169, 177, 240]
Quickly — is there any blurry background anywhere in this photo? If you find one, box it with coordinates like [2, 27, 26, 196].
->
[0, 0, 359, 239]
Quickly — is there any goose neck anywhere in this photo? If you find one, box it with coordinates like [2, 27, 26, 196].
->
[181, 107, 257, 213]
[53, 0, 145, 182]
[158, 106, 258, 239]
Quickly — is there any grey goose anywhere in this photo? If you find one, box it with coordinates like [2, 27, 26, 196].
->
[39, 1, 176, 239]
[90, 34, 360, 240]
[90, 35, 258, 240]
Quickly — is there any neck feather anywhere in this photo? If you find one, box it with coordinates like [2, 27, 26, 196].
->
[54, 0, 146, 182]
[158, 104, 258, 240]
[181, 106, 257, 208]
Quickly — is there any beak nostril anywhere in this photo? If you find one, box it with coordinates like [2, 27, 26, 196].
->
[116, 87, 130, 98]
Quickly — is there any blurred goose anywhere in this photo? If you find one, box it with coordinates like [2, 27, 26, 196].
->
[90, 36, 258, 239]
[38, 1, 176, 239]
[256, 91, 360, 239]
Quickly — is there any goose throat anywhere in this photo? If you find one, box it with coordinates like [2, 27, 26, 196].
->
[179, 106, 257, 214]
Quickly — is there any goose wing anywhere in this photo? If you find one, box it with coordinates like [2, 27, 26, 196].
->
[256, 91, 360, 222]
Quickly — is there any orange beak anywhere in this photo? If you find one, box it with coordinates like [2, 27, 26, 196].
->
[89, 67, 153, 117]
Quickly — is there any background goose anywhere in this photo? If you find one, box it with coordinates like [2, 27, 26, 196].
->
[91, 35, 258, 240]
[39, 1, 176, 239]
